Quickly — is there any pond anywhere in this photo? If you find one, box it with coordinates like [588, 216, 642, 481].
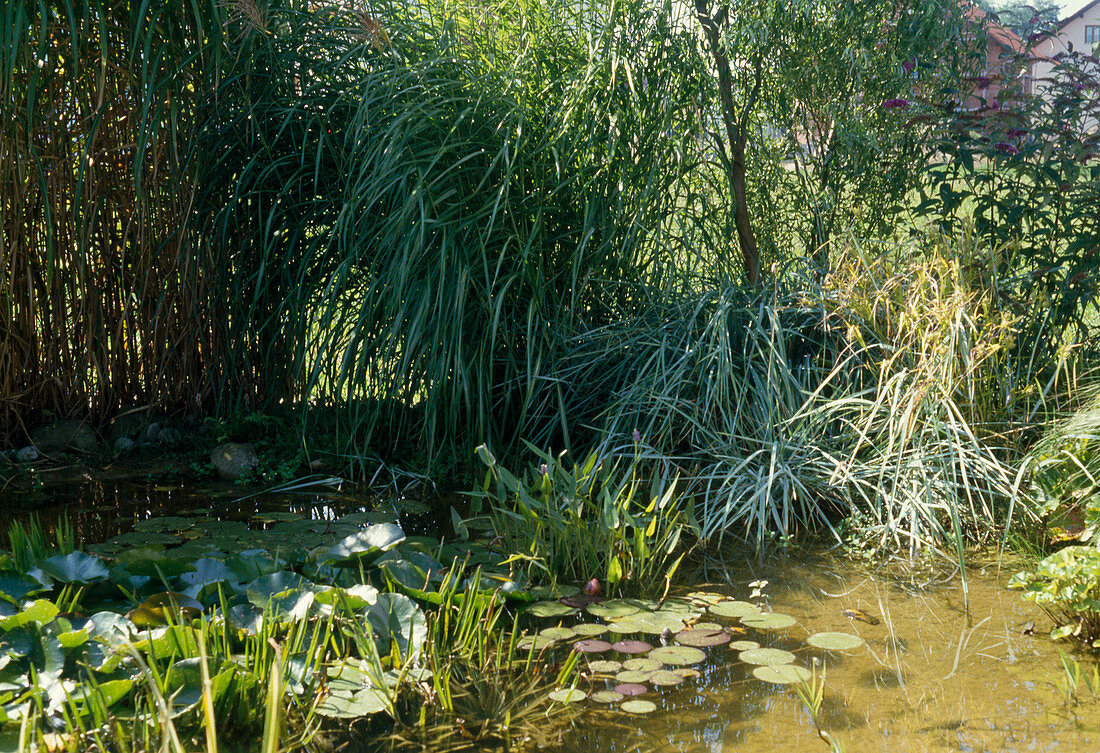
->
[2, 480, 1098, 753]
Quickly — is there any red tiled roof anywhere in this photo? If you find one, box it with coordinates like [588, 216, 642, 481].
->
[960, 0, 1027, 54]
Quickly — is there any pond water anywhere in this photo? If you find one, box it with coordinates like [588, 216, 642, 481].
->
[4, 480, 1098, 753]
[559, 557, 1100, 753]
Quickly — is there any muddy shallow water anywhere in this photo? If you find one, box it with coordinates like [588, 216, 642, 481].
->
[560, 557, 1100, 753]
[5, 480, 1098, 753]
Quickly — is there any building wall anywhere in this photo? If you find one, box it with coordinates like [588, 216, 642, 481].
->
[1033, 3, 1100, 84]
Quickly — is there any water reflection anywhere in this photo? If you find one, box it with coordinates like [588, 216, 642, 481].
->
[0, 478, 444, 548]
[559, 558, 1100, 753]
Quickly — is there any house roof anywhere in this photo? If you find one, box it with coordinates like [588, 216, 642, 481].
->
[960, 1, 1027, 54]
[1057, 0, 1100, 31]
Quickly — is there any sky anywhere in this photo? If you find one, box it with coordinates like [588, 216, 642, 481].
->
[1057, 0, 1093, 16]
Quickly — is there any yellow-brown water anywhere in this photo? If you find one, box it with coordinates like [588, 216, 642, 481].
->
[559, 555, 1100, 753]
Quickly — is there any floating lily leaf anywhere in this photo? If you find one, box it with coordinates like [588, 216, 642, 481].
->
[686, 591, 725, 605]
[131, 626, 202, 657]
[728, 640, 760, 651]
[740, 613, 796, 630]
[529, 584, 580, 599]
[539, 627, 576, 641]
[709, 601, 761, 618]
[314, 584, 379, 611]
[614, 669, 652, 684]
[610, 640, 652, 654]
[587, 660, 622, 673]
[179, 558, 238, 589]
[316, 688, 390, 718]
[0, 572, 47, 604]
[674, 668, 700, 679]
[806, 632, 864, 651]
[134, 517, 194, 533]
[622, 658, 662, 672]
[325, 524, 406, 567]
[227, 604, 264, 635]
[648, 646, 705, 666]
[574, 623, 608, 637]
[69, 678, 133, 710]
[621, 699, 656, 714]
[587, 600, 642, 620]
[85, 612, 133, 646]
[37, 552, 109, 584]
[615, 683, 647, 696]
[516, 635, 555, 651]
[0, 600, 59, 630]
[590, 690, 624, 703]
[126, 592, 203, 627]
[225, 549, 283, 582]
[675, 628, 730, 647]
[738, 647, 796, 666]
[246, 572, 311, 607]
[366, 593, 426, 660]
[752, 664, 812, 684]
[548, 688, 586, 703]
[573, 639, 612, 654]
[116, 550, 194, 578]
[527, 601, 577, 618]
[649, 670, 684, 687]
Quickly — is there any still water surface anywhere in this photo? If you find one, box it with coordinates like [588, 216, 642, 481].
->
[7, 480, 1099, 753]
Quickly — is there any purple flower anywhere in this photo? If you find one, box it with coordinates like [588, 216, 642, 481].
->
[976, 76, 993, 89]
[1006, 128, 1028, 138]
[538, 463, 548, 475]
[883, 98, 910, 110]
[631, 428, 641, 443]
[995, 142, 1020, 155]
[902, 59, 915, 74]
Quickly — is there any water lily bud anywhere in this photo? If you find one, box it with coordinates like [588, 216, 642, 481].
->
[584, 578, 601, 596]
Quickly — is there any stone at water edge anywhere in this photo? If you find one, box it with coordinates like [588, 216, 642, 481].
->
[113, 437, 136, 455]
[15, 446, 39, 463]
[30, 420, 99, 454]
[210, 442, 259, 481]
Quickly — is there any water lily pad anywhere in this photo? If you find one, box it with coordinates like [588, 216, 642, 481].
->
[590, 690, 624, 703]
[530, 584, 580, 599]
[686, 591, 726, 605]
[517, 635, 555, 651]
[738, 647, 796, 666]
[126, 592, 203, 627]
[540, 626, 577, 641]
[587, 600, 642, 620]
[675, 628, 730, 647]
[649, 670, 684, 687]
[134, 517, 194, 533]
[325, 523, 406, 567]
[38, 552, 109, 584]
[673, 668, 700, 679]
[648, 646, 706, 666]
[587, 660, 622, 673]
[693, 621, 723, 631]
[710, 601, 761, 618]
[621, 699, 657, 714]
[573, 623, 608, 637]
[615, 683, 647, 696]
[728, 640, 760, 651]
[573, 639, 612, 654]
[622, 657, 662, 672]
[806, 632, 864, 651]
[611, 640, 653, 654]
[752, 664, 812, 685]
[615, 670, 653, 684]
[740, 613, 796, 630]
[549, 688, 587, 703]
[0, 571, 47, 603]
[527, 601, 578, 618]
[316, 688, 390, 718]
